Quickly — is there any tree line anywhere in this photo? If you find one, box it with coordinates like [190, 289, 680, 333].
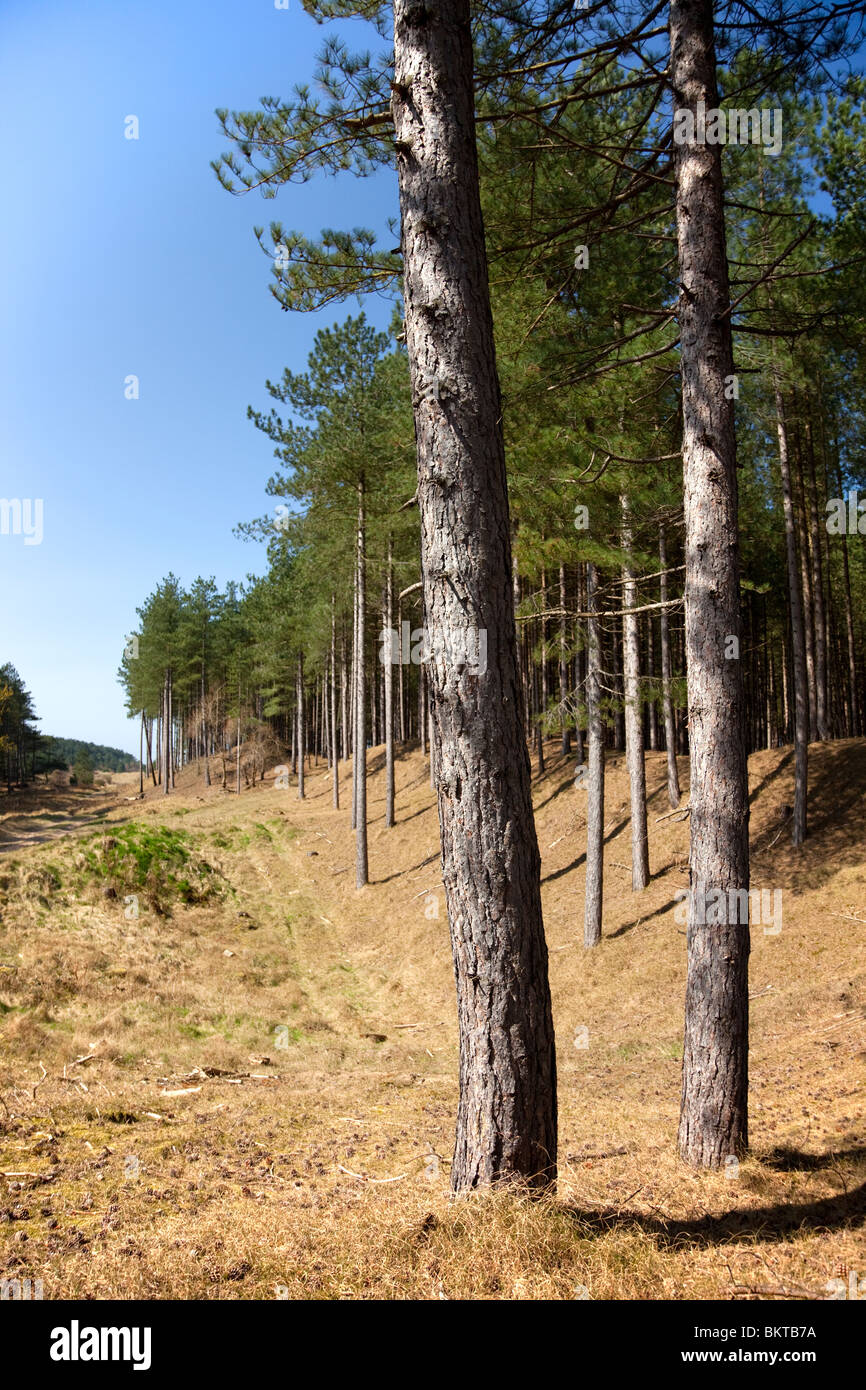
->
[121, 0, 865, 1188]
[0, 663, 135, 787]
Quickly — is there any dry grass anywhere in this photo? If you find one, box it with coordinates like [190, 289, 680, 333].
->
[0, 743, 863, 1300]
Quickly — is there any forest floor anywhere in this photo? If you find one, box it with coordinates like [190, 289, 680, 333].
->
[0, 741, 863, 1300]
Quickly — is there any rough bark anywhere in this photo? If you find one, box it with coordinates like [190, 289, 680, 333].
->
[392, 0, 557, 1190]
[671, 0, 750, 1169]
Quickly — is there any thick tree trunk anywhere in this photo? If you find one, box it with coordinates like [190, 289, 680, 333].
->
[392, 0, 556, 1190]
[671, 0, 750, 1170]
[584, 562, 605, 948]
[659, 525, 681, 809]
[621, 494, 650, 890]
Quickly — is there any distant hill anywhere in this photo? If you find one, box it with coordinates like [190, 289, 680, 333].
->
[37, 737, 137, 774]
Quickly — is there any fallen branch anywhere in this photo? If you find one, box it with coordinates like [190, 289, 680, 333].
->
[337, 1164, 407, 1183]
[730, 1284, 815, 1300]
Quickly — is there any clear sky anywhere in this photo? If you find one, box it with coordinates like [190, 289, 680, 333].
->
[0, 0, 396, 755]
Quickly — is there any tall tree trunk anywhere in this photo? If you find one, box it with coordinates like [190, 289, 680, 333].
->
[533, 640, 545, 776]
[169, 671, 175, 790]
[805, 417, 829, 739]
[835, 461, 860, 736]
[610, 615, 625, 751]
[392, 0, 556, 1190]
[296, 657, 305, 800]
[584, 562, 605, 948]
[331, 596, 340, 809]
[163, 674, 171, 796]
[340, 628, 348, 763]
[351, 550, 359, 830]
[795, 451, 818, 741]
[559, 563, 571, 756]
[397, 599, 406, 743]
[671, 0, 750, 1169]
[419, 660, 426, 756]
[355, 478, 368, 886]
[235, 677, 241, 797]
[540, 563, 548, 763]
[659, 525, 681, 808]
[385, 536, 395, 826]
[573, 564, 585, 767]
[202, 669, 211, 787]
[621, 494, 650, 890]
[772, 385, 808, 844]
[144, 717, 156, 788]
[646, 616, 659, 751]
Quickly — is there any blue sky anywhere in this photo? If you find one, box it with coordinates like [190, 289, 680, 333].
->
[0, 0, 396, 755]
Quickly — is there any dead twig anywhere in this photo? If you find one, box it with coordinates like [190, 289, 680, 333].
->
[655, 804, 690, 823]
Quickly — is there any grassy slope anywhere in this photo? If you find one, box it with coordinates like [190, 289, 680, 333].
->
[0, 741, 863, 1300]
